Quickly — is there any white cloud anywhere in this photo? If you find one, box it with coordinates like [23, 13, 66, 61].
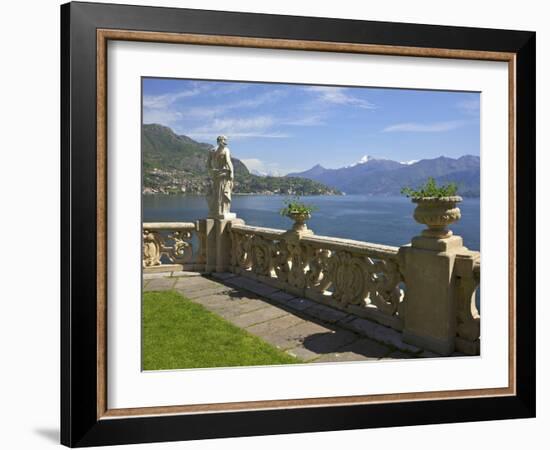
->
[282, 114, 326, 126]
[231, 89, 287, 109]
[186, 116, 290, 140]
[240, 158, 264, 171]
[382, 120, 465, 133]
[143, 109, 183, 125]
[200, 116, 274, 132]
[306, 86, 376, 109]
[145, 88, 287, 124]
[211, 83, 250, 95]
[240, 158, 279, 175]
[144, 83, 373, 141]
[240, 158, 297, 176]
[143, 87, 203, 109]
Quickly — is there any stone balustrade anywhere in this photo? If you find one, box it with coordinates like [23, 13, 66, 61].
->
[142, 217, 481, 356]
[230, 223, 405, 331]
[142, 222, 206, 273]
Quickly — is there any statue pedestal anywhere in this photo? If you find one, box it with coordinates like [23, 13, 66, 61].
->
[208, 212, 237, 220]
[201, 216, 242, 273]
[398, 235, 469, 355]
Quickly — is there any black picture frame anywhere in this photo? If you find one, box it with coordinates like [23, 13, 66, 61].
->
[61, 1, 536, 447]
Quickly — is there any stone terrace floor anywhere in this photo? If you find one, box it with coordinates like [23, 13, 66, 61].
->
[144, 271, 444, 363]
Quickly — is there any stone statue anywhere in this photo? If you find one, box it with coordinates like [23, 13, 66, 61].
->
[206, 135, 236, 219]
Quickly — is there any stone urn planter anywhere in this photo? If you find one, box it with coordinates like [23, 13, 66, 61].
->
[286, 211, 312, 233]
[412, 196, 462, 239]
[280, 198, 316, 237]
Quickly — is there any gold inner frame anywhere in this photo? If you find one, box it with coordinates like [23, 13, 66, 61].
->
[96, 29, 517, 420]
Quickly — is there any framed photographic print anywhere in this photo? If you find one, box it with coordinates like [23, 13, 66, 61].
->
[61, 1, 536, 447]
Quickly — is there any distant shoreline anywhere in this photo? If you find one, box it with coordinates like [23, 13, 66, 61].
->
[142, 192, 480, 199]
[142, 192, 342, 197]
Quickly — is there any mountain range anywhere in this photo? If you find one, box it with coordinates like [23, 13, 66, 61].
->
[142, 123, 479, 197]
[142, 124, 340, 195]
[287, 154, 480, 197]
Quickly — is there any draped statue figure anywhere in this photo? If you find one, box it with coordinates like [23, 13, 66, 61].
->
[206, 135, 235, 219]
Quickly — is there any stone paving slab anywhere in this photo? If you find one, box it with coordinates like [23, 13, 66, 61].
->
[224, 276, 280, 297]
[263, 290, 297, 304]
[175, 285, 234, 301]
[173, 278, 235, 295]
[303, 303, 350, 324]
[323, 338, 392, 361]
[302, 329, 358, 354]
[314, 352, 371, 363]
[211, 272, 238, 281]
[174, 277, 221, 290]
[173, 281, 224, 294]
[291, 333, 394, 363]
[285, 297, 316, 312]
[187, 293, 267, 314]
[171, 271, 204, 278]
[245, 314, 305, 337]
[203, 296, 272, 320]
[341, 317, 422, 354]
[144, 277, 177, 291]
[261, 321, 333, 351]
[143, 272, 168, 280]
[228, 305, 289, 328]
[285, 345, 325, 362]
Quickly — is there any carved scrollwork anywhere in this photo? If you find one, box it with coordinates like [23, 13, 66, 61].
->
[227, 225, 407, 322]
[142, 227, 195, 268]
[365, 257, 403, 315]
[287, 241, 309, 289]
[306, 247, 332, 292]
[250, 235, 273, 276]
[329, 251, 369, 306]
[272, 241, 290, 282]
[234, 232, 253, 270]
[166, 230, 193, 264]
[143, 230, 162, 267]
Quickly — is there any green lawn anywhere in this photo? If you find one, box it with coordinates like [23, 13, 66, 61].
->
[142, 290, 302, 370]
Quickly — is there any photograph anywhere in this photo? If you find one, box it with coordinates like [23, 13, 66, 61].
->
[141, 78, 481, 370]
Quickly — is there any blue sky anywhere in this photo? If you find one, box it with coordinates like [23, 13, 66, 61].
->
[143, 78, 480, 175]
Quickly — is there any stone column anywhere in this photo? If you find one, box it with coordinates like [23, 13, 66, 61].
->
[215, 218, 242, 273]
[201, 218, 216, 273]
[398, 234, 468, 355]
[200, 217, 243, 274]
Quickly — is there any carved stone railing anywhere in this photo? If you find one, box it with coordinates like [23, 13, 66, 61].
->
[454, 252, 481, 355]
[229, 223, 405, 330]
[142, 217, 481, 356]
[142, 222, 206, 272]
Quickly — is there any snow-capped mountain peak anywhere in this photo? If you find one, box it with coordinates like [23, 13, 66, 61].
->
[347, 155, 385, 167]
[400, 159, 419, 165]
[251, 168, 284, 177]
[357, 155, 374, 164]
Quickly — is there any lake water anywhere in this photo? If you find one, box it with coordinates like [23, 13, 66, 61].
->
[143, 194, 480, 251]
